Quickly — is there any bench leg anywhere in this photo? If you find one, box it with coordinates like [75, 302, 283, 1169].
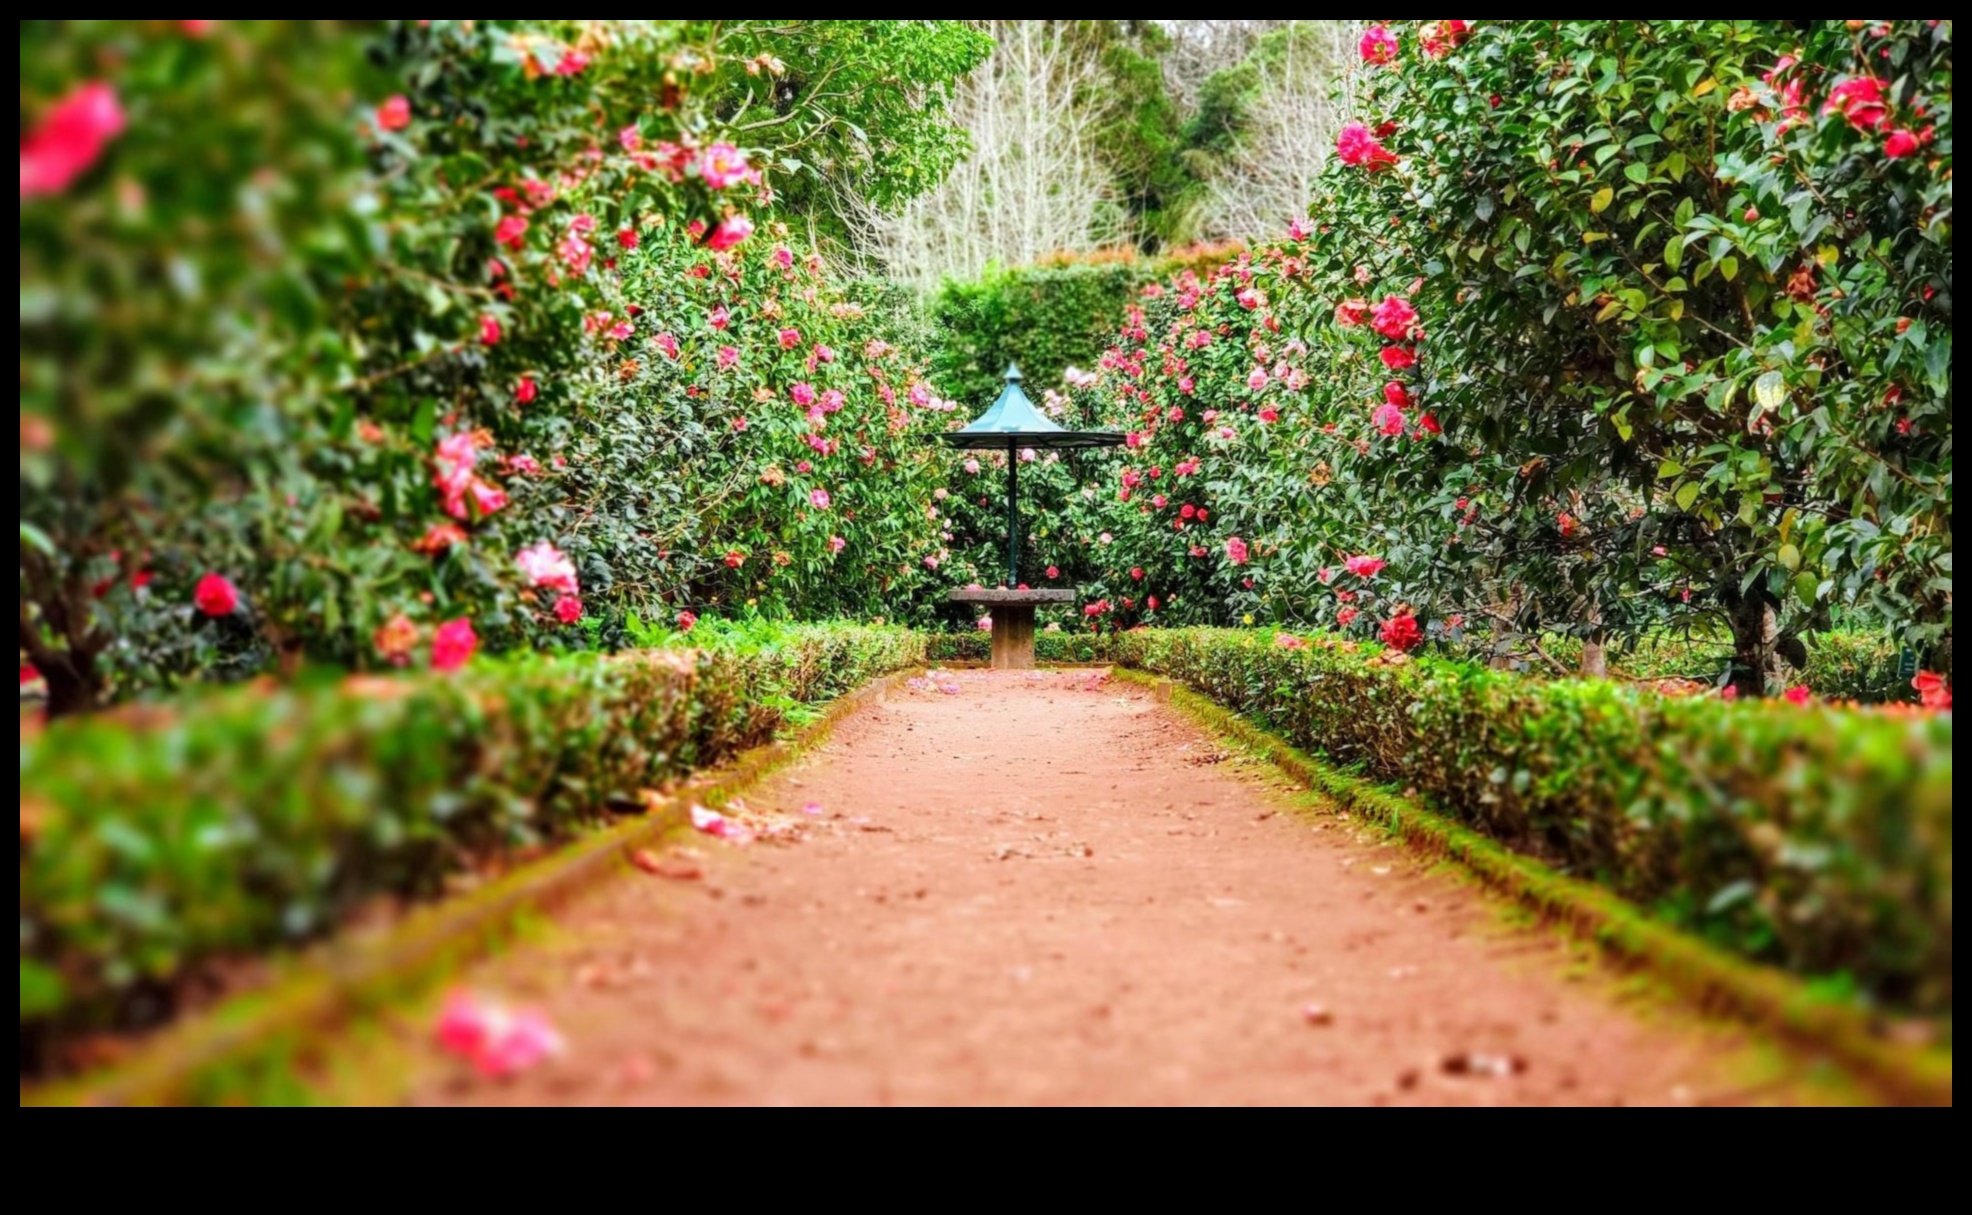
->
[991, 605, 1037, 670]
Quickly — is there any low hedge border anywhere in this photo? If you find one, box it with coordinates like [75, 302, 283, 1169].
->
[22, 664, 919, 1107]
[925, 633, 1117, 665]
[1108, 630, 1952, 1020]
[1118, 669, 1950, 1106]
[20, 623, 925, 1060]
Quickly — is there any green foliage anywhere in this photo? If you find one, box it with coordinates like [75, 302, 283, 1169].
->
[931, 261, 1146, 404]
[925, 631, 1114, 664]
[19, 622, 923, 1041]
[1113, 628, 1953, 1014]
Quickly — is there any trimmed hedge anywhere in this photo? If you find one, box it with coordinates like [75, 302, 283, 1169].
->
[926, 632, 1116, 665]
[19, 624, 923, 1041]
[1111, 629, 1953, 1015]
[1510, 630, 1912, 704]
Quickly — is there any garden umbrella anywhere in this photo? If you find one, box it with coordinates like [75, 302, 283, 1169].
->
[939, 364, 1123, 588]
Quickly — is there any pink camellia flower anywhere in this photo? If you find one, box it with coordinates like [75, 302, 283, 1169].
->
[1225, 536, 1250, 566]
[568, 213, 597, 237]
[977, 616, 993, 633]
[810, 489, 832, 510]
[1783, 685, 1814, 706]
[515, 376, 538, 404]
[1130, 567, 1145, 581]
[1380, 345, 1417, 371]
[1882, 128, 1921, 159]
[1020, 448, 1037, 464]
[1046, 565, 1060, 579]
[554, 49, 591, 76]
[706, 215, 754, 252]
[1334, 298, 1372, 327]
[963, 458, 981, 475]
[1380, 613, 1423, 651]
[1337, 606, 1360, 627]
[516, 541, 579, 594]
[1258, 407, 1279, 424]
[708, 306, 731, 331]
[505, 453, 542, 476]
[1719, 686, 1739, 702]
[778, 328, 802, 349]
[1247, 368, 1270, 392]
[820, 389, 845, 414]
[1236, 287, 1264, 310]
[479, 315, 502, 346]
[1370, 295, 1419, 341]
[193, 573, 240, 617]
[435, 990, 565, 1080]
[1344, 555, 1386, 579]
[654, 332, 680, 360]
[772, 245, 795, 271]
[619, 125, 643, 152]
[725, 551, 746, 569]
[691, 804, 755, 845]
[1359, 24, 1399, 64]
[829, 536, 847, 555]
[616, 227, 640, 250]
[699, 143, 754, 190]
[717, 345, 739, 370]
[731, 416, 748, 432]
[678, 610, 698, 632]
[377, 94, 412, 132]
[1336, 122, 1398, 170]
[558, 233, 593, 276]
[790, 383, 817, 407]
[432, 618, 478, 671]
[554, 595, 583, 624]
[495, 215, 529, 250]
[1913, 671, 1951, 711]
[1372, 403, 1406, 436]
[1823, 77, 1889, 132]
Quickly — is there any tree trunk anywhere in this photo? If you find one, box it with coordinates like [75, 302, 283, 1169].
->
[1727, 587, 1797, 698]
[1580, 630, 1610, 679]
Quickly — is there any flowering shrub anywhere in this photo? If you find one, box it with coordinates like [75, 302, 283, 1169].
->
[19, 621, 923, 1050]
[1058, 20, 1953, 696]
[19, 20, 986, 713]
[1112, 628, 1953, 1013]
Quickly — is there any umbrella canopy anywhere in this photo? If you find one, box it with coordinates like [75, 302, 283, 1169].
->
[938, 365, 1124, 451]
[936, 365, 1122, 588]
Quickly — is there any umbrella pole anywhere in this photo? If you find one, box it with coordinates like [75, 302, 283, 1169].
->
[1005, 441, 1019, 589]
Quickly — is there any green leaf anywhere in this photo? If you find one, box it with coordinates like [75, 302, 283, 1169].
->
[1657, 460, 1684, 480]
[1675, 481, 1700, 512]
[1778, 543, 1802, 572]
[1795, 572, 1821, 608]
[1753, 370, 1787, 412]
[1590, 187, 1615, 214]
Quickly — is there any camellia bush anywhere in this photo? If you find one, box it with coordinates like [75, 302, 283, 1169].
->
[1059, 20, 1952, 699]
[19, 19, 989, 713]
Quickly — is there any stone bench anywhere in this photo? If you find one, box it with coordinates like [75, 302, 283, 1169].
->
[948, 588, 1078, 670]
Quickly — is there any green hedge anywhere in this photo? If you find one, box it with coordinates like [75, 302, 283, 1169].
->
[930, 262, 1145, 405]
[1111, 629, 1953, 1015]
[926, 632, 1116, 664]
[19, 624, 923, 1042]
[1506, 630, 1912, 703]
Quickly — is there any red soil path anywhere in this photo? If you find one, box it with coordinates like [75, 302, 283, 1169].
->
[393, 670, 1836, 1106]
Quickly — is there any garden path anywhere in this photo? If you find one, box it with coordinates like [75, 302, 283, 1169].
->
[383, 669, 1834, 1106]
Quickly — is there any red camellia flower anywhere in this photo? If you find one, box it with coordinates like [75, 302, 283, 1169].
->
[677, 610, 698, 633]
[1359, 25, 1399, 65]
[1344, 555, 1386, 579]
[515, 377, 537, 404]
[377, 95, 412, 132]
[495, 215, 529, 251]
[1046, 566, 1060, 580]
[724, 551, 745, 569]
[479, 315, 502, 346]
[1384, 381, 1414, 409]
[1380, 613, 1423, 651]
[1370, 295, 1419, 341]
[1419, 20, 1470, 59]
[616, 227, 640, 250]
[1823, 77, 1889, 131]
[432, 618, 478, 672]
[1783, 685, 1814, 706]
[1417, 412, 1443, 436]
[1336, 122, 1398, 170]
[1558, 512, 1577, 539]
[22, 663, 42, 685]
[1337, 606, 1360, 627]
[1334, 297, 1372, 327]
[1380, 345, 1418, 371]
[554, 595, 583, 624]
[1225, 536, 1250, 565]
[193, 573, 240, 617]
[1882, 128, 1921, 159]
[1259, 406, 1279, 424]
[1372, 403, 1406, 436]
[1913, 671, 1951, 711]
[19, 81, 125, 199]
[1130, 567, 1144, 581]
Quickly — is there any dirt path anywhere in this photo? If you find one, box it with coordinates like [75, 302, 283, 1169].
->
[369, 669, 1839, 1107]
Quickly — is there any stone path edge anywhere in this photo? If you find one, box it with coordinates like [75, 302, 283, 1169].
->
[1113, 668, 1953, 1109]
[21, 668, 926, 1108]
